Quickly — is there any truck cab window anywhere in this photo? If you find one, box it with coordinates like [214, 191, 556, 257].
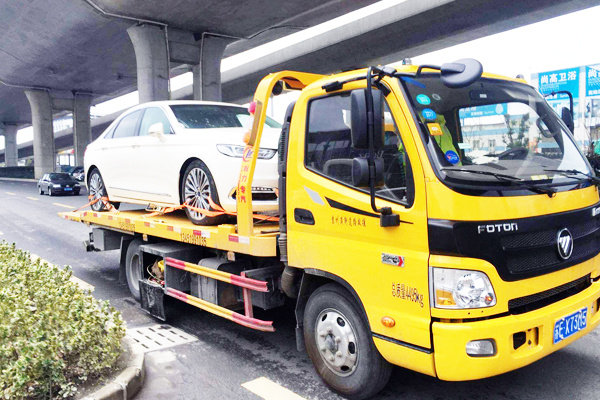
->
[305, 92, 414, 206]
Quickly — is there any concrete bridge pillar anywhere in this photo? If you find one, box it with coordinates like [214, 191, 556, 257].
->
[127, 24, 170, 103]
[25, 89, 55, 179]
[73, 94, 92, 166]
[1, 124, 18, 167]
[193, 35, 234, 101]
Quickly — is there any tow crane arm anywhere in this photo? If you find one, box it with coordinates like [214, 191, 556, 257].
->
[236, 71, 323, 237]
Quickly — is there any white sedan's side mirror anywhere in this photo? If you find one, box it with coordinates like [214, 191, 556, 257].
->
[148, 122, 165, 137]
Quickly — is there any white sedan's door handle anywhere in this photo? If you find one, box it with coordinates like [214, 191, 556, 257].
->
[132, 145, 140, 148]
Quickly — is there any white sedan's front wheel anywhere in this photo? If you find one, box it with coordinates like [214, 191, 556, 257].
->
[181, 160, 227, 226]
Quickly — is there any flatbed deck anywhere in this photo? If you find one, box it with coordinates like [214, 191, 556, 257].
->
[59, 209, 280, 257]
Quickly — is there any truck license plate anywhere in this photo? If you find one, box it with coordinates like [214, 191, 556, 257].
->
[553, 307, 588, 344]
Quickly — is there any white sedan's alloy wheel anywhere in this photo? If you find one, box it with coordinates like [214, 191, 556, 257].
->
[89, 170, 106, 211]
[184, 167, 211, 221]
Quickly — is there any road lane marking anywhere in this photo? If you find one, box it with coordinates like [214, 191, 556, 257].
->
[5, 192, 15, 195]
[242, 377, 306, 400]
[26, 196, 39, 201]
[29, 254, 95, 292]
[52, 203, 75, 209]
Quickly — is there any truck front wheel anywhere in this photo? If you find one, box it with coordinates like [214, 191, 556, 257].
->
[125, 239, 143, 301]
[304, 283, 392, 400]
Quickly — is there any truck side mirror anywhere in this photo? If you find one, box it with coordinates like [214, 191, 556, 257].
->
[352, 157, 384, 187]
[440, 58, 483, 88]
[561, 107, 574, 133]
[350, 89, 384, 150]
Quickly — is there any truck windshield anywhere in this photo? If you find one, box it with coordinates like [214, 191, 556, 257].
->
[399, 75, 592, 195]
[170, 105, 281, 130]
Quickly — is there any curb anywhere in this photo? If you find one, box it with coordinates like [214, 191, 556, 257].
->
[0, 177, 37, 182]
[80, 337, 145, 400]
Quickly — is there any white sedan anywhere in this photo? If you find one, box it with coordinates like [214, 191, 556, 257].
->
[84, 100, 281, 225]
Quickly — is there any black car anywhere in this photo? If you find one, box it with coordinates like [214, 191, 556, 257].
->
[70, 166, 85, 182]
[38, 173, 81, 196]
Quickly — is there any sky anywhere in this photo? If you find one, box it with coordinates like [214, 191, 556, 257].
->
[3, 1, 600, 150]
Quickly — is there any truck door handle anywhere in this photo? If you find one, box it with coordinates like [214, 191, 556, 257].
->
[294, 208, 315, 225]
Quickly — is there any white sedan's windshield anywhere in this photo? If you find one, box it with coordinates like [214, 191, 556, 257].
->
[170, 105, 281, 130]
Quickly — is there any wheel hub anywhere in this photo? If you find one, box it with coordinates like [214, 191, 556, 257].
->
[89, 173, 104, 210]
[184, 167, 211, 219]
[325, 334, 338, 352]
[315, 308, 358, 377]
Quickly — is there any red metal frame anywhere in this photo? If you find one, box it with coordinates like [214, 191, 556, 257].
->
[163, 257, 273, 332]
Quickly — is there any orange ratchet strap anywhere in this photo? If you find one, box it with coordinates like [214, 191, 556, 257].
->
[75, 196, 278, 222]
[141, 197, 279, 222]
[74, 195, 119, 213]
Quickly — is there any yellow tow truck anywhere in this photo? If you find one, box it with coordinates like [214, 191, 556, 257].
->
[61, 59, 600, 399]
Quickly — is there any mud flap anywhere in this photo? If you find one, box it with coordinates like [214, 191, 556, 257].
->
[140, 279, 166, 321]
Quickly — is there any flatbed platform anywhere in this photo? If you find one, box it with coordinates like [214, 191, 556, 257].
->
[58, 209, 280, 257]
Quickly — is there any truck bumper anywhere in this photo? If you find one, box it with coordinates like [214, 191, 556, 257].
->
[432, 279, 600, 381]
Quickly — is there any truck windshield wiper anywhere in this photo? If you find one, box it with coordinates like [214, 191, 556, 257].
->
[543, 169, 600, 185]
[442, 168, 557, 197]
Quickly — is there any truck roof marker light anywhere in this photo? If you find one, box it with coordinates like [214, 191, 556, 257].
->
[381, 317, 395, 327]
[248, 101, 257, 115]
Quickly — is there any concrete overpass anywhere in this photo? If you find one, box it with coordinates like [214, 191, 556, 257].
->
[0, 0, 377, 177]
[2, 0, 600, 174]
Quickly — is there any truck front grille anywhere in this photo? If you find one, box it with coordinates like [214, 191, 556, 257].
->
[502, 220, 599, 276]
[428, 202, 600, 281]
[508, 275, 591, 315]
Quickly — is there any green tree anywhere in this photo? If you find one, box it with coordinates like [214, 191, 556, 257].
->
[502, 113, 531, 149]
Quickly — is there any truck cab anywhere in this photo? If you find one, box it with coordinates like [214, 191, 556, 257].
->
[267, 62, 600, 396]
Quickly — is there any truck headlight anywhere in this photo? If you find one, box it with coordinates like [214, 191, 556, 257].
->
[216, 144, 276, 159]
[431, 267, 496, 309]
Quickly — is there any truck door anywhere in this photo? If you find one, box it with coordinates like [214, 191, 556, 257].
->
[286, 84, 432, 356]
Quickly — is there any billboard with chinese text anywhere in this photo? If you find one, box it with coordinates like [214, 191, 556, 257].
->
[586, 65, 600, 97]
[538, 68, 579, 100]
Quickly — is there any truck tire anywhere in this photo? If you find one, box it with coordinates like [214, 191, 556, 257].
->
[304, 283, 392, 400]
[125, 239, 143, 301]
[180, 160, 228, 226]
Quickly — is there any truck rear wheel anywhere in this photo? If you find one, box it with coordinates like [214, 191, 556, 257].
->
[304, 283, 392, 400]
[125, 239, 143, 300]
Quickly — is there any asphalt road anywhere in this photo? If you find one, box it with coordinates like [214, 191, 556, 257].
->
[1, 178, 599, 400]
